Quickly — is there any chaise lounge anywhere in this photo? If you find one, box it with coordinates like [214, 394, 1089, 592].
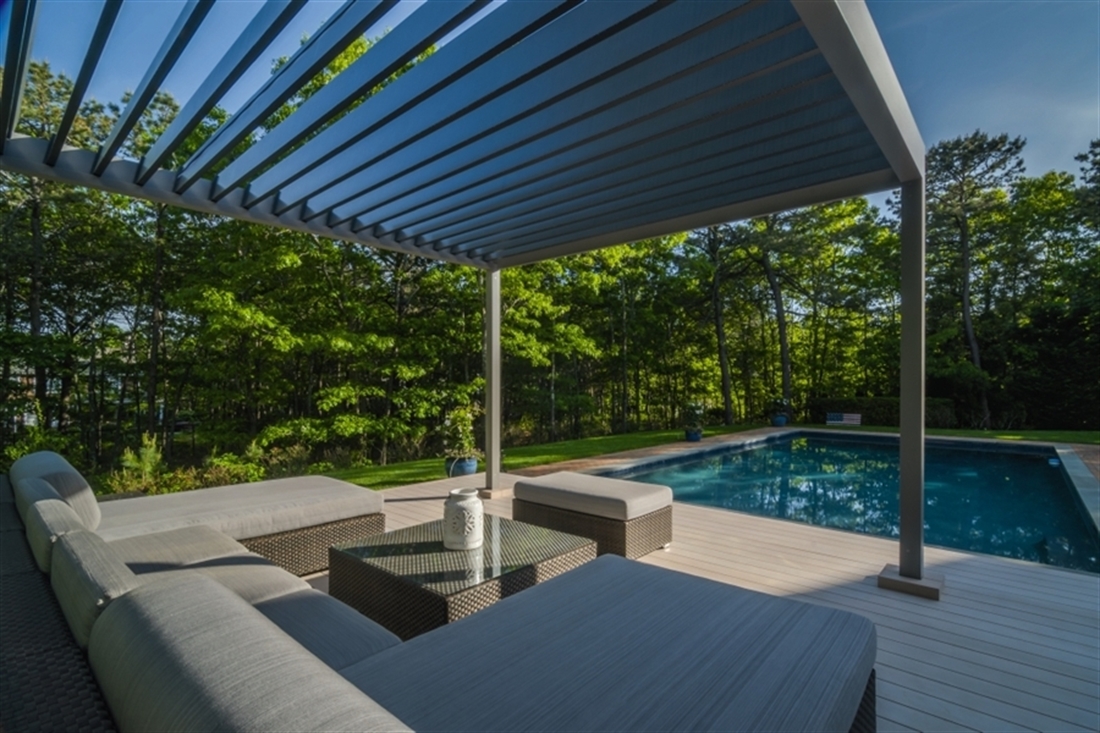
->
[5, 450, 878, 732]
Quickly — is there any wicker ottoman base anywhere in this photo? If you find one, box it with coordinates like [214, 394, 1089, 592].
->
[241, 512, 385, 576]
[513, 499, 671, 559]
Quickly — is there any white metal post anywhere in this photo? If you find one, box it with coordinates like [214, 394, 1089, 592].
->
[879, 176, 942, 599]
[484, 268, 502, 493]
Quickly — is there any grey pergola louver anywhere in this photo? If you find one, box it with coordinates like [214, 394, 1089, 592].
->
[0, 0, 937, 597]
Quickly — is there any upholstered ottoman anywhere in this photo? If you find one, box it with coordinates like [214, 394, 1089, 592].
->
[512, 472, 672, 559]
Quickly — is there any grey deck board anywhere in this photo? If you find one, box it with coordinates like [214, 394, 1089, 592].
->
[362, 473, 1100, 733]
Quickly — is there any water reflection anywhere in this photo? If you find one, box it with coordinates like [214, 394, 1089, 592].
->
[624, 437, 1099, 574]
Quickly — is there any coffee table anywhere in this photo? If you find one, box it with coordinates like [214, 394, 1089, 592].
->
[328, 516, 597, 640]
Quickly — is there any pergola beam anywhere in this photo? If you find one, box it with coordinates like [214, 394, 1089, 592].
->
[45, 0, 121, 166]
[135, 0, 307, 185]
[92, 0, 212, 177]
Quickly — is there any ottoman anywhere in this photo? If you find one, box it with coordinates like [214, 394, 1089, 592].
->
[512, 472, 672, 559]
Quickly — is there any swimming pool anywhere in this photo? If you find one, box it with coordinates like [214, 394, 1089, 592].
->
[610, 433, 1099, 573]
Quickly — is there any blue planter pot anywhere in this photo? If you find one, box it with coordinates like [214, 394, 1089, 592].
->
[771, 414, 788, 427]
[685, 428, 703, 442]
[445, 457, 478, 477]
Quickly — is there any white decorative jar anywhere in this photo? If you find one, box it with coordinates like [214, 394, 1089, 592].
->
[443, 488, 484, 550]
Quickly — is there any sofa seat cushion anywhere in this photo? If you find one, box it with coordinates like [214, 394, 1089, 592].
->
[96, 476, 383, 542]
[253, 589, 401, 672]
[137, 554, 310, 605]
[88, 573, 412, 733]
[25, 498, 87, 572]
[343, 555, 876, 733]
[51, 530, 143, 648]
[107, 525, 250, 574]
[514, 471, 673, 521]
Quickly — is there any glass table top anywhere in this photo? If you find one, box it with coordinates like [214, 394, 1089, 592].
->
[332, 516, 594, 597]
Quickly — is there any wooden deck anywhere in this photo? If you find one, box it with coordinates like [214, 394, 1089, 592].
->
[314, 471, 1100, 733]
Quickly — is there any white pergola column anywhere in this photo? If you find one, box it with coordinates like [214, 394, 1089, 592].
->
[878, 176, 943, 600]
[483, 268, 502, 495]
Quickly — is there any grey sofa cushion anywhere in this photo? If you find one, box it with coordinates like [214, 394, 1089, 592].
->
[25, 498, 87, 572]
[514, 471, 673, 520]
[107, 525, 250, 574]
[343, 555, 876, 733]
[51, 530, 142, 649]
[137, 553, 310, 604]
[96, 475, 383, 541]
[254, 589, 402, 672]
[88, 573, 412, 733]
[13, 476, 64, 524]
[39, 470, 101, 530]
[8, 450, 78, 487]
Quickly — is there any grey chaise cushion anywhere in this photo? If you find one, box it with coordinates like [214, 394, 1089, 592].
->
[343, 555, 876, 733]
[88, 573, 412, 733]
[253, 589, 402, 672]
[137, 553, 311, 605]
[25, 498, 87, 572]
[106, 525, 251, 573]
[96, 475, 383, 542]
[514, 471, 673, 520]
[51, 530, 142, 648]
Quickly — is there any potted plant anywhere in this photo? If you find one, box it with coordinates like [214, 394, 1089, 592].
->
[443, 404, 484, 477]
[683, 402, 704, 442]
[770, 397, 790, 427]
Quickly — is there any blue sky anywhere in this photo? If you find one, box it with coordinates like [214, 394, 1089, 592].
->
[11, 0, 1100, 182]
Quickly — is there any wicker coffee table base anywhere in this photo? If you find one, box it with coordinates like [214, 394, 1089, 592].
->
[242, 512, 385, 576]
[512, 500, 672, 559]
[329, 541, 596, 641]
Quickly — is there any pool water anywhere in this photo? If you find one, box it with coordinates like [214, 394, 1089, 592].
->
[614, 435, 1099, 573]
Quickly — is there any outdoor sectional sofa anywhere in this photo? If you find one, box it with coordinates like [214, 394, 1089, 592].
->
[5, 450, 879, 732]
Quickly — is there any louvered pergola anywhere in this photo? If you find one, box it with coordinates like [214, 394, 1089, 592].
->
[0, 0, 936, 596]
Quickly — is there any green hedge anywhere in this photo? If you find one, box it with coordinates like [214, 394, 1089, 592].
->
[805, 397, 956, 429]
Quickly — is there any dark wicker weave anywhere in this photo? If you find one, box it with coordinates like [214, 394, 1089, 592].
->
[849, 669, 877, 733]
[512, 499, 672, 559]
[0, 490, 117, 733]
[330, 519, 597, 640]
[241, 512, 384, 576]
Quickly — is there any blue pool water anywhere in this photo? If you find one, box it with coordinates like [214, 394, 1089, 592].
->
[613, 434, 1099, 573]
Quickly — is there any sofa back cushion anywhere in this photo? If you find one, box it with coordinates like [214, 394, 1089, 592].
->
[13, 477, 64, 524]
[25, 498, 86, 572]
[51, 530, 142, 648]
[9, 450, 77, 486]
[40, 470, 101, 530]
[88, 573, 411, 733]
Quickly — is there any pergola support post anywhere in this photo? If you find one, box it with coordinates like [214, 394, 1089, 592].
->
[878, 176, 943, 601]
[481, 268, 503, 497]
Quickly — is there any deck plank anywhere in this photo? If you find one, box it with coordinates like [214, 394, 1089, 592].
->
[361, 473, 1100, 733]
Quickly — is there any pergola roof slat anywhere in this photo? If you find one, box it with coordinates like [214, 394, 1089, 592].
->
[213, 0, 489, 198]
[135, 0, 307, 185]
[306, 0, 751, 226]
[91, 0, 213, 177]
[246, 0, 584, 213]
[45, 0, 121, 167]
[0, 0, 39, 148]
[438, 105, 868, 253]
[176, 0, 399, 195]
[371, 36, 833, 242]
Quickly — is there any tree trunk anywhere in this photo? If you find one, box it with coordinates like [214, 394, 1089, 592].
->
[958, 214, 990, 427]
[146, 209, 165, 437]
[712, 262, 734, 425]
[760, 249, 792, 409]
[30, 197, 47, 418]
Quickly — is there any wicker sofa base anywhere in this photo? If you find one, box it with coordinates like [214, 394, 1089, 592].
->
[513, 499, 671, 559]
[241, 512, 385, 576]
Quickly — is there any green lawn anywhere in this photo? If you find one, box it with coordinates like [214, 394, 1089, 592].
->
[328, 422, 1098, 491]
